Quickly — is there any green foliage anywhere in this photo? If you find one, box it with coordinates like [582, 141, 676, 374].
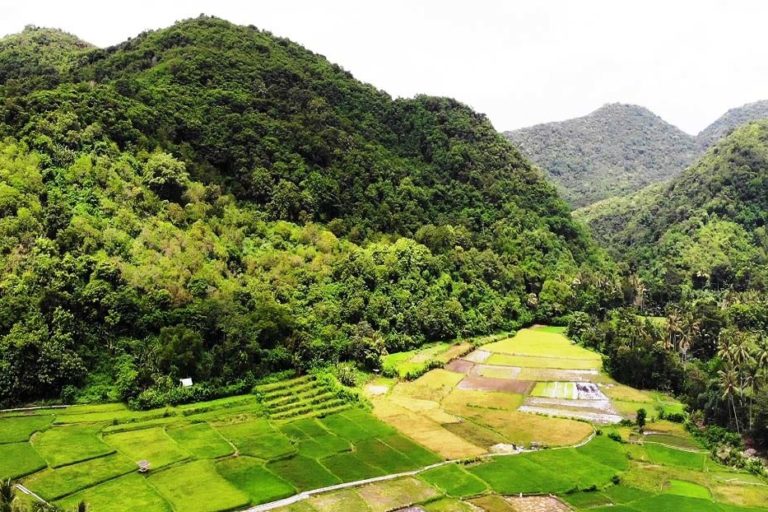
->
[576, 122, 768, 450]
[636, 408, 647, 431]
[0, 16, 618, 406]
[505, 104, 700, 207]
[420, 464, 488, 497]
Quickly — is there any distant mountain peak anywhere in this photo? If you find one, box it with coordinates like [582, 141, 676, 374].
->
[504, 104, 698, 208]
[696, 99, 768, 148]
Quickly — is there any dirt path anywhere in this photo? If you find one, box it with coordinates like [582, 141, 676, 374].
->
[244, 429, 596, 511]
[15, 484, 48, 505]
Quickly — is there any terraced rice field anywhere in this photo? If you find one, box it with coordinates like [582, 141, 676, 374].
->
[3, 328, 767, 512]
[255, 375, 352, 421]
[370, 326, 634, 456]
[266, 430, 768, 512]
[0, 375, 442, 511]
[382, 341, 475, 379]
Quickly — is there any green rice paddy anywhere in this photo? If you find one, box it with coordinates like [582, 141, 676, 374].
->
[2, 329, 767, 512]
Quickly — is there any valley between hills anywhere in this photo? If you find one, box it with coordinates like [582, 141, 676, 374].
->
[0, 15, 767, 512]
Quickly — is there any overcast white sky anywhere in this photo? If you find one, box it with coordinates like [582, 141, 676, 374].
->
[1, 0, 766, 134]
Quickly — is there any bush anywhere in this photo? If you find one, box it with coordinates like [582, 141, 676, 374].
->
[129, 380, 253, 410]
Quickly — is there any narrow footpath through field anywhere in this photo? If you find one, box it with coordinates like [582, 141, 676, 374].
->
[243, 430, 596, 511]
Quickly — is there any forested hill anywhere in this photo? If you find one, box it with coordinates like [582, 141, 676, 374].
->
[575, 120, 768, 307]
[0, 17, 618, 406]
[504, 103, 699, 207]
[696, 99, 768, 149]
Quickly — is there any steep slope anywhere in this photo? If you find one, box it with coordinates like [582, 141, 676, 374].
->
[575, 120, 768, 305]
[696, 99, 768, 149]
[0, 17, 617, 406]
[504, 103, 699, 207]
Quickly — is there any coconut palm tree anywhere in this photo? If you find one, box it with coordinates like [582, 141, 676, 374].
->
[718, 366, 741, 434]
[666, 310, 682, 352]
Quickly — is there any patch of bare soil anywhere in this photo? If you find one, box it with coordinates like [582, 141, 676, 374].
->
[575, 382, 605, 400]
[517, 405, 622, 424]
[463, 350, 492, 363]
[472, 364, 522, 379]
[505, 495, 573, 512]
[519, 368, 598, 382]
[457, 375, 533, 394]
[445, 359, 475, 374]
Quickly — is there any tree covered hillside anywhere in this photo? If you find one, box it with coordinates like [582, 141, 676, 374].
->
[504, 103, 699, 207]
[696, 99, 768, 149]
[575, 120, 768, 306]
[0, 18, 618, 407]
[572, 121, 768, 448]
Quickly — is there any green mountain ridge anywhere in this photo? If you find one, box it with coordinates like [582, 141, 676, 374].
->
[504, 103, 700, 207]
[0, 17, 617, 406]
[575, 120, 768, 307]
[505, 101, 768, 208]
[696, 99, 768, 149]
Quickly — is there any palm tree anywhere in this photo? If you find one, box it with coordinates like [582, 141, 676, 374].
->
[666, 310, 682, 352]
[718, 367, 741, 434]
[629, 274, 646, 312]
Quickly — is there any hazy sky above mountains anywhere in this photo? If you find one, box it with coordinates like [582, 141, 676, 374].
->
[1, 0, 766, 134]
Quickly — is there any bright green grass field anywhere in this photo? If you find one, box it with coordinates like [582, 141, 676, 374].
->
[32, 423, 114, 467]
[601, 484, 654, 504]
[532, 326, 567, 333]
[525, 448, 618, 488]
[483, 328, 601, 360]
[469, 438, 623, 494]
[644, 433, 701, 450]
[320, 451, 385, 481]
[645, 444, 707, 470]
[290, 418, 333, 438]
[320, 410, 394, 442]
[280, 417, 351, 459]
[381, 433, 441, 466]
[354, 438, 417, 473]
[469, 455, 573, 494]
[531, 381, 577, 399]
[24, 453, 135, 500]
[104, 427, 189, 468]
[267, 455, 341, 490]
[629, 494, 722, 512]
[149, 460, 250, 512]
[420, 464, 488, 497]
[560, 490, 613, 508]
[56, 473, 171, 512]
[214, 418, 296, 460]
[0, 442, 46, 479]
[485, 353, 600, 369]
[166, 423, 234, 459]
[297, 434, 350, 459]
[216, 456, 295, 505]
[666, 479, 711, 499]
[577, 436, 630, 471]
[0, 414, 53, 443]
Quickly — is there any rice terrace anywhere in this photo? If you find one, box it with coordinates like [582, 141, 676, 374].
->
[2, 327, 766, 511]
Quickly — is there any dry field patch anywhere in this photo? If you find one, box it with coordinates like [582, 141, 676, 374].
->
[505, 495, 572, 512]
[371, 398, 484, 459]
[456, 375, 533, 394]
[356, 477, 439, 512]
[460, 409, 593, 447]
